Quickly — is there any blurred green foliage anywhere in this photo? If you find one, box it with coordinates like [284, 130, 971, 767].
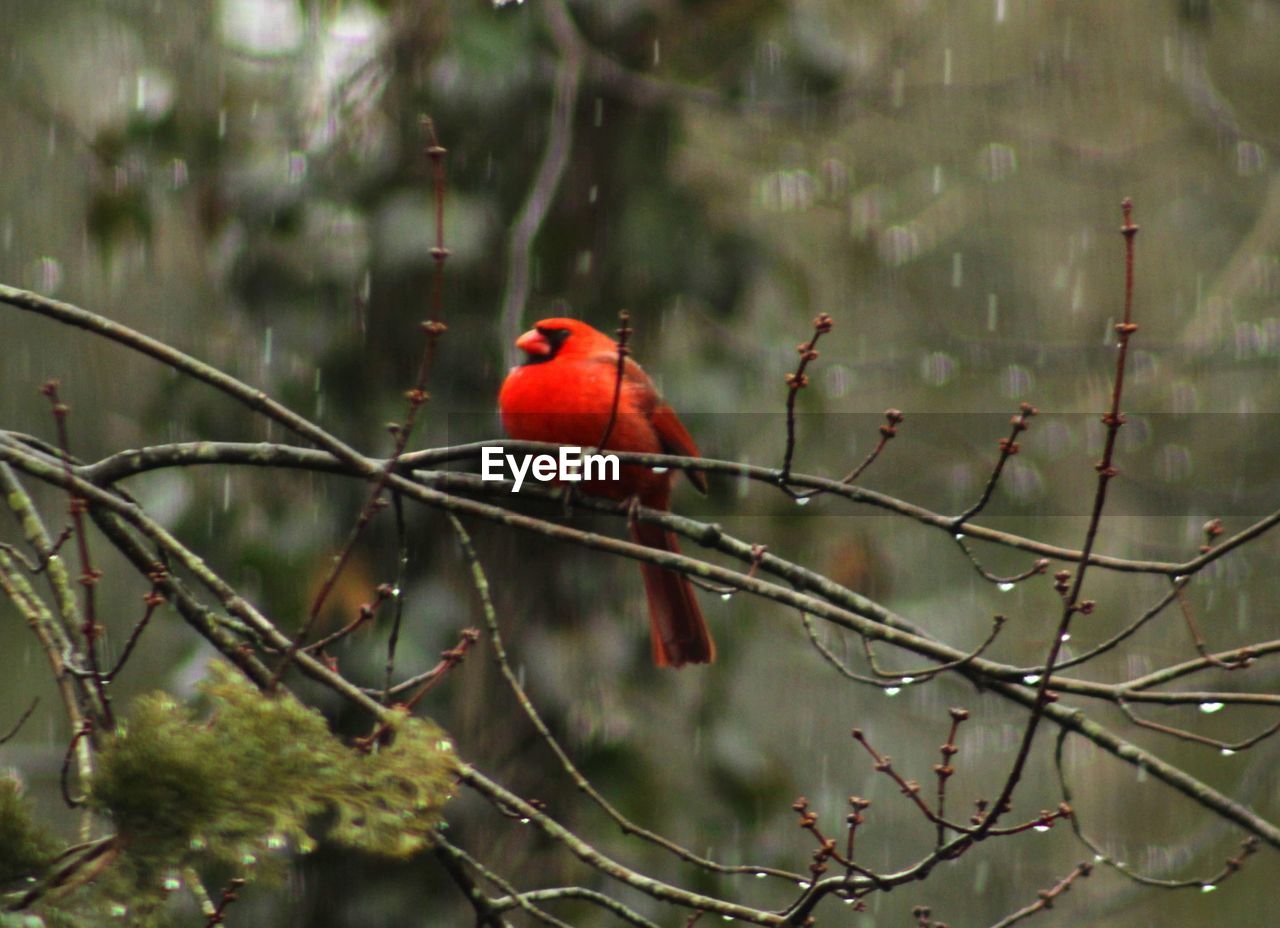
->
[0, 779, 58, 887]
[6, 662, 456, 923]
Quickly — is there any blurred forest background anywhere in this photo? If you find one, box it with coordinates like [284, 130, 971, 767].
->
[2, 0, 1279, 925]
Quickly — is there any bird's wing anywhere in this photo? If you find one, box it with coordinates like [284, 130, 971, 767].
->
[585, 352, 657, 413]
[588, 350, 708, 494]
[651, 404, 707, 495]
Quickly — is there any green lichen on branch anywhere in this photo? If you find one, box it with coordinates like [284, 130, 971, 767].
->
[0, 778, 58, 887]
[86, 662, 455, 908]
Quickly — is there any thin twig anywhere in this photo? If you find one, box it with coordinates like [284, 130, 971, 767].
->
[840, 408, 903, 484]
[934, 708, 968, 847]
[203, 878, 246, 927]
[382, 491, 410, 701]
[779, 313, 834, 488]
[592, 310, 631, 453]
[952, 403, 1038, 529]
[800, 615, 887, 685]
[41, 382, 112, 728]
[859, 614, 1008, 682]
[59, 719, 92, 807]
[1010, 578, 1185, 675]
[302, 583, 393, 656]
[0, 542, 95, 837]
[850, 727, 1071, 840]
[5, 835, 119, 912]
[102, 569, 166, 682]
[440, 834, 663, 928]
[491, 887, 661, 928]
[1053, 728, 1262, 889]
[399, 628, 481, 710]
[1114, 696, 1280, 754]
[431, 837, 515, 928]
[458, 764, 787, 926]
[1120, 642, 1276, 693]
[974, 199, 1141, 840]
[954, 536, 1049, 588]
[984, 862, 1092, 928]
[0, 697, 39, 745]
[1173, 582, 1254, 670]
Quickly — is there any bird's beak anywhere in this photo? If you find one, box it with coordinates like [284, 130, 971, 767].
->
[515, 328, 552, 357]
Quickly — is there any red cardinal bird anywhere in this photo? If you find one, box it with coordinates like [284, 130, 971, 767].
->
[498, 317, 715, 667]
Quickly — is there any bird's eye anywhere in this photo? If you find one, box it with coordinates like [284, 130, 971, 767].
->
[536, 327, 572, 351]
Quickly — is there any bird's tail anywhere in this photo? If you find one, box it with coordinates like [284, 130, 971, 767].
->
[629, 520, 716, 667]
